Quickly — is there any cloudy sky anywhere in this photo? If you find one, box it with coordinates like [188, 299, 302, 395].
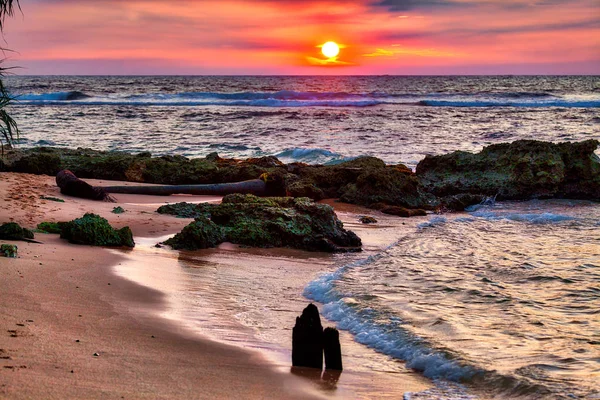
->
[4, 0, 600, 74]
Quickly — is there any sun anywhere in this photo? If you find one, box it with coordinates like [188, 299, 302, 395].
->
[321, 41, 340, 58]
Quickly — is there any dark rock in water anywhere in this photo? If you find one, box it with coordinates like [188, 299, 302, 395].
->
[380, 206, 427, 218]
[60, 213, 134, 247]
[339, 167, 439, 210]
[359, 216, 378, 224]
[1, 244, 18, 258]
[156, 202, 215, 219]
[210, 194, 362, 252]
[111, 206, 125, 214]
[292, 304, 324, 369]
[65, 91, 91, 101]
[56, 170, 112, 201]
[323, 327, 343, 371]
[440, 193, 487, 211]
[0, 222, 34, 241]
[416, 139, 600, 201]
[163, 217, 224, 250]
[36, 221, 66, 234]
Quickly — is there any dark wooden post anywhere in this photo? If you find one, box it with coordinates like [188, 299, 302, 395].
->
[292, 303, 323, 369]
[323, 327, 343, 371]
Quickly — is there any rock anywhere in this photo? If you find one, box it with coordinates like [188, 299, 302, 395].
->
[440, 193, 487, 211]
[339, 167, 439, 210]
[163, 217, 225, 250]
[36, 222, 66, 234]
[111, 206, 125, 214]
[0, 223, 34, 241]
[1, 244, 18, 258]
[359, 216, 377, 224]
[60, 213, 135, 247]
[416, 139, 600, 201]
[380, 206, 427, 218]
[210, 194, 362, 252]
[286, 179, 325, 200]
[323, 327, 343, 371]
[156, 202, 215, 218]
[292, 304, 323, 369]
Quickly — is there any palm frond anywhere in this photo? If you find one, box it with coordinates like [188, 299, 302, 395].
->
[0, 0, 20, 33]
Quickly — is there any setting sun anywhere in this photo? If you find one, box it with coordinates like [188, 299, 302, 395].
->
[321, 41, 340, 58]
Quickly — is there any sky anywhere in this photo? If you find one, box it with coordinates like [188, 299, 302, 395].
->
[3, 0, 600, 75]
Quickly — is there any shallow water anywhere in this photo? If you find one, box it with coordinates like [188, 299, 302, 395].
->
[306, 200, 600, 398]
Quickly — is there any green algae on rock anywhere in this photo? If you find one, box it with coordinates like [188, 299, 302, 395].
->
[163, 194, 362, 252]
[163, 216, 224, 250]
[0, 222, 35, 241]
[60, 213, 135, 247]
[156, 202, 215, 218]
[36, 221, 66, 234]
[1, 244, 18, 258]
[416, 139, 600, 201]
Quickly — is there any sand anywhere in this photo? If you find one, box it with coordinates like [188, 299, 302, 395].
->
[0, 172, 431, 399]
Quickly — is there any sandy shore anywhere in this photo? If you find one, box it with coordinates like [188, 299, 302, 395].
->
[0, 172, 431, 399]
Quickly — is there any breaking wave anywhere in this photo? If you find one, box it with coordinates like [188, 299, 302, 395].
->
[16, 89, 600, 108]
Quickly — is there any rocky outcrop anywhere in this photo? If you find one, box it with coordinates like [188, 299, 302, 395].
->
[162, 194, 362, 252]
[416, 139, 600, 201]
[60, 213, 134, 247]
[339, 167, 438, 210]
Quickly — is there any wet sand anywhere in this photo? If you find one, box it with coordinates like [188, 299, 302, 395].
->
[0, 172, 432, 398]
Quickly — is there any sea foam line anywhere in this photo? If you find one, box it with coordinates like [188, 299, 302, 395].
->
[303, 231, 478, 382]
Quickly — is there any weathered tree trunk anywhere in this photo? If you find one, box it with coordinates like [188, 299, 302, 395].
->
[56, 170, 114, 202]
[292, 304, 324, 369]
[323, 327, 343, 371]
[102, 179, 267, 196]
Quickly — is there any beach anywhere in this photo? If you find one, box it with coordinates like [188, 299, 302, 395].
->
[0, 171, 432, 399]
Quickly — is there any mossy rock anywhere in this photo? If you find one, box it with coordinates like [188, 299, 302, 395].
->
[60, 213, 134, 247]
[1, 244, 18, 258]
[0, 223, 34, 241]
[416, 139, 600, 201]
[164, 217, 224, 250]
[339, 167, 438, 210]
[156, 202, 215, 218]
[112, 206, 125, 214]
[211, 194, 361, 252]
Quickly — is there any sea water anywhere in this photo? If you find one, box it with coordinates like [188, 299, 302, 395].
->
[7, 76, 600, 398]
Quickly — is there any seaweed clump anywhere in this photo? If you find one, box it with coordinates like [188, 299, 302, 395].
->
[0, 222, 34, 241]
[60, 213, 134, 247]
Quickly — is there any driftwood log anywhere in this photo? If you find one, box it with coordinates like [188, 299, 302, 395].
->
[56, 170, 114, 201]
[56, 170, 282, 201]
[102, 179, 268, 196]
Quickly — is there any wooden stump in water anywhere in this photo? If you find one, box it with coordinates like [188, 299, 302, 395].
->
[292, 303, 324, 369]
[323, 327, 343, 371]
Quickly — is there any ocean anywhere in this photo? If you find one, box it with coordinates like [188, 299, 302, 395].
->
[7, 75, 600, 399]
